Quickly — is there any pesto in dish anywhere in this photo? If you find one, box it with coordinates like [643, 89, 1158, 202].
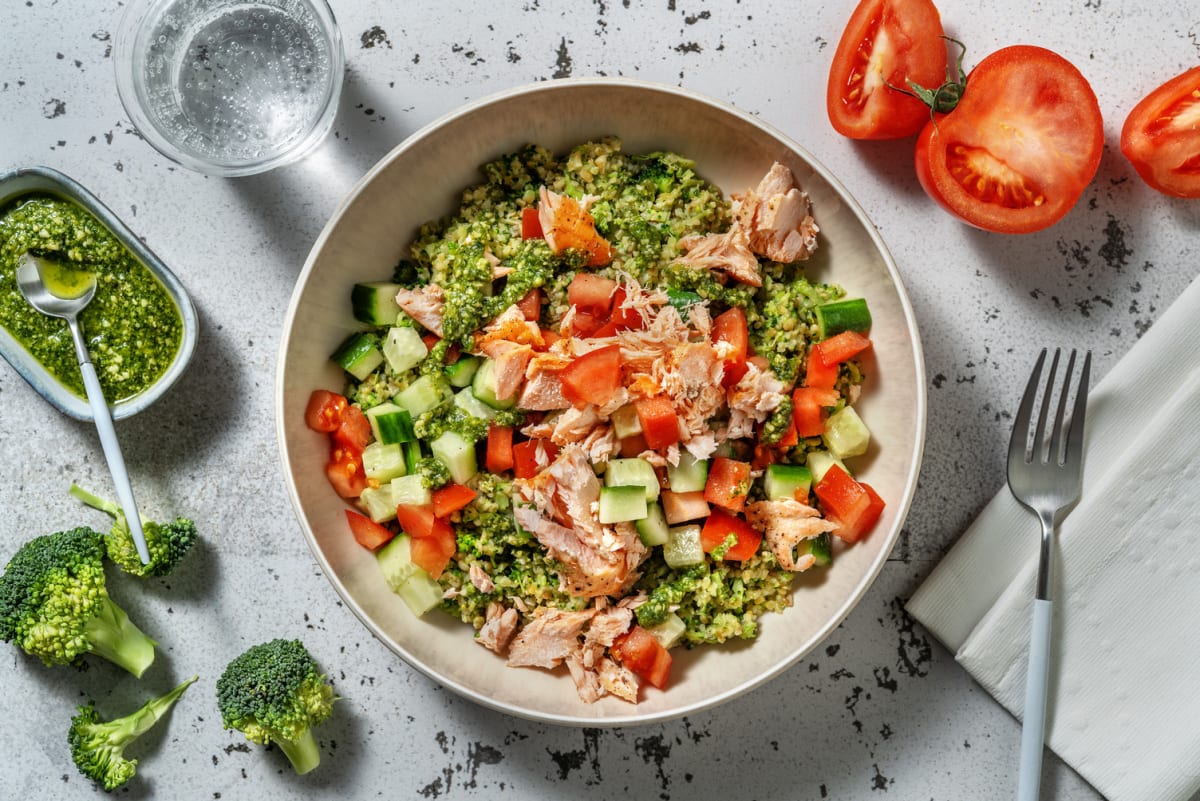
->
[0, 195, 183, 402]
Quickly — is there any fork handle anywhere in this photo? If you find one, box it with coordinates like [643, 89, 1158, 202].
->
[1017, 598, 1053, 801]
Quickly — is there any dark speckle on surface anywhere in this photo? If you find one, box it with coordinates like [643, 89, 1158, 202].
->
[546, 727, 602, 782]
[42, 98, 66, 118]
[552, 37, 573, 78]
[360, 25, 391, 49]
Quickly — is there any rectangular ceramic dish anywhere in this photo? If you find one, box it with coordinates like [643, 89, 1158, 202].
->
[0, 166, 197, 421]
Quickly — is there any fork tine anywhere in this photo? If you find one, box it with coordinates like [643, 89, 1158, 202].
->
[1064, 351, 1092, 468]
[1009, 348, 1047, 465]
[1031, 348, 1061, 462]
[1047, 350, 1077, 465]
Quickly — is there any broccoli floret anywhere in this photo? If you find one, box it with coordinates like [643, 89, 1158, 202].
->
[69, 484, 197, 577]
[0, 527, 156, 676]
[216, 639, 336, 775]
[68, 675, 197, 791]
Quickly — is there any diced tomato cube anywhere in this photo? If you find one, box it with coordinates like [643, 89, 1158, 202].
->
[512, 438, 558, 479]
[345, 509, 394, 550]
[431, 483, 478, 518]
[569, 310, 604, 338]
[486, 424, 515, 473]
[792, 387, 840, 438]
[305, 389, 348, 433]
[814, 331, 872, 366]
[567, 273, 618, 316]
[712, 307, 750, 388]
[703, 457, 752, 512]
[407, 530, 456, 579]
[813, 464, 885, 544]
[332, 404, 372, 453]
[521, 206, 544, 240]
[395, 503, 457, 577]
[560, 344, 622, 407]
[804, 344, 840, 389]
[325, 448, 367, 498]
[635, 396, 680, 450]
[700, 508, 763, 560]
[612, 625, 672, 690]
[516, 288, 542, 321]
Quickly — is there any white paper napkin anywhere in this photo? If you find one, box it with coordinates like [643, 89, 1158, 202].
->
[907, 273, 1200, 801]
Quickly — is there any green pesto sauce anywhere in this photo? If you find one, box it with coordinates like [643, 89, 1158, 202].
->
[0, 196, 182, 402]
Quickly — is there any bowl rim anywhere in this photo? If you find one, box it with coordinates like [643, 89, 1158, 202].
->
[275, 76, 927, 726]
[0, 165, 199, 421]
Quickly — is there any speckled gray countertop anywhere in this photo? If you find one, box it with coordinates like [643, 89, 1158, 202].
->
[2, 1, 1198, 799]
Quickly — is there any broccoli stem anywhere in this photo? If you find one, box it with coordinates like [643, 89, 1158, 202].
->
[276, 728, 322, 775]
[69, 483, 122, 519]
[119, 675, 198, 739]
[83, 596, 157, 678]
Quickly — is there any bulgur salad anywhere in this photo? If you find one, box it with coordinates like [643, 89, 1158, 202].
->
[304, 138, 884, 704]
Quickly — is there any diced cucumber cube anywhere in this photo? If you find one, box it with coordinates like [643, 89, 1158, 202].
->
[807, 450, 848, 484]
[610, 403, 643, 439]
[471, 358, 516, 410]
[823, 406, 870, 458]
[454, 387, 499, 421]
[376, 534, 422, 591]
[663, 524, 704, 568]
[362, 441, 407, 482]
[445, 356, 482, 388]
[800, 532, 833, 567]
[666, 452, 709, 493]
[634, 502, 670, 546]
[605, 457, 660, 501]
[358, 484, 398, 523]
[599, 485, 648, 524]
[352, 281, 403, 326]
[391, 474, 431, 507]
[396, 570, 445, 616]
[397, 374, 451, 416]
[382, 325, 428, 374]
[645, 612, 687, 649]
[331, 332, 384, 381]
[366, 403, 416, 444]
[430, 430, 477, 484]
[763, 463, 812, 501]
[815, 298, 872, 339]
[402, 440, 423, 473]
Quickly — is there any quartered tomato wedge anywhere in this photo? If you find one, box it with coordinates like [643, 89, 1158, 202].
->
[826, 0, 947, 139]
[1121, 65, 1200, 198]
[914, 45, 1103, 234]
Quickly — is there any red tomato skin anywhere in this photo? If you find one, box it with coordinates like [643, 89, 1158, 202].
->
[305, 390, 347, 432]
[486, 424, 515, 473]
[516, 289, 542, 321]
[914, 46, 1103, 234]
[431, 483, 478, 518]
[712, 307, 750, 388]
[826, 0, 947, 140]
[567, 273, 617, 316]
[520, 206, 544, 239]
[703, 457, 752, 512]
[792, 387, 840, 438]
[345, 509, 395, 550]
[560, 344, 622, 407]
[1121, 65, 1200, 198]
[699, 509, 763, 561]
[635, 396, 681, 450]
[325, 450, 367, 498]
[612, 626, 672, 689]
[332, 405, 372, 453]
[804, 345, 840, 390]
[813, 464, 886, 543]
[815, 331, 872, 366]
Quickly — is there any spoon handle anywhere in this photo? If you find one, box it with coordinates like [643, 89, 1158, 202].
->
[79, 359, 151, 566]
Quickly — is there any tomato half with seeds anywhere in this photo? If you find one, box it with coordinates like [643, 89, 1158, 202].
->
[1121, 65, 1200, 198]
[826, 0, 947, 139]
[914, 46, 1103, 234]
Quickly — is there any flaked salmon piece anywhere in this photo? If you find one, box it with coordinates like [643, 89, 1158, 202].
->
[726, 361, 787, 439]
[598, 657, 639, 703]
[518, 370, 571, 410]
[476, 602, 519, 655]
[514, 506, 628, 597]
[732, 162, 819, 264]
[394, 284, 445, 336]
[682, 431, 718, 462]
[675, 228, 762, 287]
[565, 652, 605, 703]
[537, 186, 613, 267]
[479, 339, 533, 401]
[507, 607, 597, 668]
[582, 424, 620, 464]
[617, 591, 648, 610]
[745, 497, 838, 571]
[584, 605, 633, 651]
[475, 304, 544, 349]
[469, 563, 496, 594]
[522, 405, 603, 447]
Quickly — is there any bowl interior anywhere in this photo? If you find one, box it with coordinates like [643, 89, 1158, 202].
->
[0, 167, 197, 421]
[277, 79, 926, 725]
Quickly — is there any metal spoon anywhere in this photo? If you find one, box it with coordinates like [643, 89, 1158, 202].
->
[16, 252, 150, 565]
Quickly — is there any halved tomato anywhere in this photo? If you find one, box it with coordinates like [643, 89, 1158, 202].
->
[1121, 65, 1200, 198]
[826, 0, 947, 139]
[914, 45, 1103, 234]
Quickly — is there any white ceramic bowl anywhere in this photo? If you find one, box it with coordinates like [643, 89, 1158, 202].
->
[276, 78, 926, 726]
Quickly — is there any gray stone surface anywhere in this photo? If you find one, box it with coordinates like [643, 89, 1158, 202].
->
[1, 1, 1197, 799]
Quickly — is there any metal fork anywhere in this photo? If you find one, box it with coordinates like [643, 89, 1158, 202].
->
[1006, 347, 1091, 801]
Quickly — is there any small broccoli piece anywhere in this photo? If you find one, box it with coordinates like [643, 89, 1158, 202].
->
[0, 527, 156, 676]
[69, 483, 197, 577]
[69, 675, 197, 791]
[216, 639, 336, 775]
